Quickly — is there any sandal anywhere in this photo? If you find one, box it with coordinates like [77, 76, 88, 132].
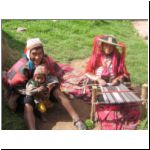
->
[74, 120, 87, 130]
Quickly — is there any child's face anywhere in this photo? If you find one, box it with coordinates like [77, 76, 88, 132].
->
[34, 74, 46, 84]
[102, 43, 115, 55]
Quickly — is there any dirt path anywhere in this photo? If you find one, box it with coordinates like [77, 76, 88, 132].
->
[132, 20, 148, 43]
[38, 20, 147, 130]
[37, 99, 100, 130]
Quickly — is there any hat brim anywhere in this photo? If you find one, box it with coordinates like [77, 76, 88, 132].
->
[99, 39, 121, 47]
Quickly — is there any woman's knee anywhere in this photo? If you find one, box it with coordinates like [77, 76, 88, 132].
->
[53, 88, 67, 100]
[24, 103, 34, 112]
[53, 88, 61, 97]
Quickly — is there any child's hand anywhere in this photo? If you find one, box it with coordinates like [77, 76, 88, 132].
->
[37, 86, 47, 93]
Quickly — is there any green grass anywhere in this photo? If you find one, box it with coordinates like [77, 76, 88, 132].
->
[2, 20, 148, 129]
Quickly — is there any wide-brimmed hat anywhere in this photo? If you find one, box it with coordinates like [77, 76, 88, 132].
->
[99, 35, 121, 47]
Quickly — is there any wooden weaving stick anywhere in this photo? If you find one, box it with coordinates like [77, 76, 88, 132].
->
[90, 85, 97, 121]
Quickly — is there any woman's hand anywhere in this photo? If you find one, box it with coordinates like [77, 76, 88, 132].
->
[111, 79, 120, 86]
[98, 79, 107, 86]
[47, 83, 56, 92]
[85, 73, 98, 81]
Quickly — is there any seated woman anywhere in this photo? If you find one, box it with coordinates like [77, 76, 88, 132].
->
[85, 35, 130, 85]
[3, 38, 86, 130]
[61, 35, 141, 130]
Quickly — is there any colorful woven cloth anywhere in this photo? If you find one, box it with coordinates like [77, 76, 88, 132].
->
[96, 103, 141, 130]
[60, 70, 92, 101]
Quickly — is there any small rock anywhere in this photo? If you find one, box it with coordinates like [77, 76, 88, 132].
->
[16, 27, 27, 32]
[52, 20, 57, 22]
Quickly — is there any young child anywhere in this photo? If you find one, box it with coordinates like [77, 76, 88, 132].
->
[25, 64, 59, 116]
